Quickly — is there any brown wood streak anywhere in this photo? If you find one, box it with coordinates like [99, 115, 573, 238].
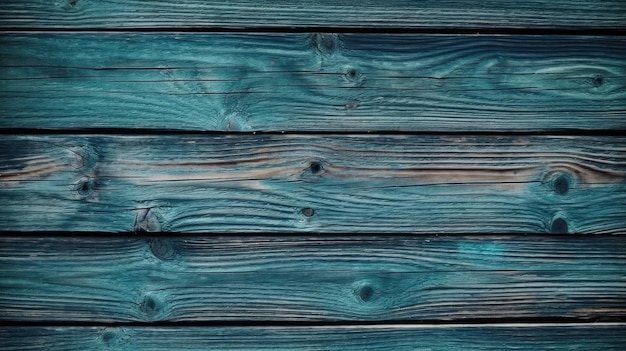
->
[0, 0, 624, 347]
[0, 162, 69, 182]
[0, 134, 624, 233]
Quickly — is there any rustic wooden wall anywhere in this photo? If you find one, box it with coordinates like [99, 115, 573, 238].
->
[1, 0, 625, 349]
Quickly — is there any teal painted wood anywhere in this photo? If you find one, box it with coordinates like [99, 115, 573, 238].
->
[0, 236, 625, 322]
[2, 324, 626, 350]
[1, 135, 625, 233]
[1, 33, 625, 131]
[0, 0, 624, 30]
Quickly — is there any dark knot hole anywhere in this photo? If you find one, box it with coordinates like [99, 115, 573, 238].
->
[553, 175, 569, 195]
[310, 161, 322, 174]
[551, 218, 569, 233]
[358, 285, 374, 302]
[592, 75, 604, 87]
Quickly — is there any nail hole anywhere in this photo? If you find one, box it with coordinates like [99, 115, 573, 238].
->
[553, 175, 569, 195]
[551, 218, 569, 233]
[358, 285, 374, 302]
[310, 161, 322, 174]
[301, 208, 315, 217]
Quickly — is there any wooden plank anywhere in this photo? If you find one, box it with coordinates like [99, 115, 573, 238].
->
[1, 134, 625, 233]
[2, 324, 626, 351]
[0, 0, 624, 30]
[1, 33, 624, 132]
[0, 236, 625, 322]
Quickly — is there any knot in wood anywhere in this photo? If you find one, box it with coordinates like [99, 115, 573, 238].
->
[140, 295, 161, 318]
[551, 217, 569, 234]
[148, 238, 176, 261]
[301, 207, 315, 218]
[74, 176, 95, 198]
[553, 175, 569, 195]
[312, 33, 338, 56]
[310, 161, 323, 174]
[102, 331, 115, 345]
[591, 74, 604, 87]
[357, 285, 374, 302]
[134, 208, 162, 233]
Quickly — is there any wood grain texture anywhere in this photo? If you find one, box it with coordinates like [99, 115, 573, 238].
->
[0, 0, 624, 30]
[1, 134, 625, 233]
[2, 324, 626, 350]
[1, 33, 625, 131]
[0, 236, 625, 322]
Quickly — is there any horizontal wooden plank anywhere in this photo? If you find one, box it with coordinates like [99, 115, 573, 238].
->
[1, 135, 625, 233]
[1, 33, 624, 132]
[0, 236, 625, 322]
[0, 0, 624, 30]
[2, 324, 626, 350]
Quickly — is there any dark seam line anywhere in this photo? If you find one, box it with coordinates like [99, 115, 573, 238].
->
[1, 128, 625, 136]
[0, 27, 625, 35]
[0, 231, 622, 238]
[0, 317, 623, 328]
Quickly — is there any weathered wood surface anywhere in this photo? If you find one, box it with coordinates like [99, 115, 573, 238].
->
[1, 135, 625, 233]
[1, 34, 624, 132]
[0, 236, 625, 322]
[0, 0, 622, 349]
[2, 324, 626, 351]
[0, 0, 624, 30]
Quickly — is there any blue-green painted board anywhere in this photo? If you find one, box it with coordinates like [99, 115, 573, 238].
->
[1, 33, 624, 131]
[2, 324, 626, 351]
[0, 0, 624, 29]
[1, 134, 625, 233]
[0, 236, 625, 322]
